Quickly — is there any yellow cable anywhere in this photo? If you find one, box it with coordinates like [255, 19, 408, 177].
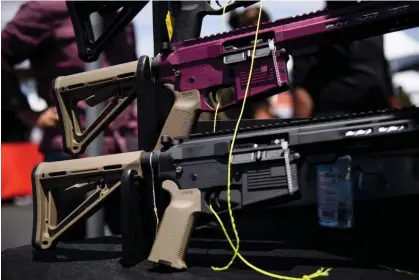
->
[213, 102, 221, 132]
[210, 2, 331, 279]
[209, 204, 331, 279]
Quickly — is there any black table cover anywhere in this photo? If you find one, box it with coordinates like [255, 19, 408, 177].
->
[3, 197, 418, 280]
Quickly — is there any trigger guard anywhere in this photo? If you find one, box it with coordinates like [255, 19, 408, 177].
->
[201, 88, 238, 112]
[212, 89, 237, 111]
[207, 191, 222, 211]
[202, 91, 218, 111]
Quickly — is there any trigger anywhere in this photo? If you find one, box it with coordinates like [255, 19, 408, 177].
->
[214, 90, 222, 104]
[215, 192, 221, 208]
[214, 87, 236, 109]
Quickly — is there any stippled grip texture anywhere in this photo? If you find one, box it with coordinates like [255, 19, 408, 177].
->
[155, 85, 201, 150]
[148, 181, 202, 270]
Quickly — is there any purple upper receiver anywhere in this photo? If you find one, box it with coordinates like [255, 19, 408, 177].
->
[156, 1, 419, 112]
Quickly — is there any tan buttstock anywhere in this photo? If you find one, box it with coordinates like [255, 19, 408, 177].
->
[32, 151, 143, 250]
[55, 61, 138, 155]
[155, 85, 202, 150]
[148, 180, 202, 269]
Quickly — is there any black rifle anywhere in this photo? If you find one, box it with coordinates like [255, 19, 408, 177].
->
[122, 107, 419, 269]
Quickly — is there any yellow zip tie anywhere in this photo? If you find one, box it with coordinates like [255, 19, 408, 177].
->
[210, 2, 331, 279]
[165, 10, 175, 41]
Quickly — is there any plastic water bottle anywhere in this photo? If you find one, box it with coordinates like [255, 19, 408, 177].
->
[317, 155, 354, 229]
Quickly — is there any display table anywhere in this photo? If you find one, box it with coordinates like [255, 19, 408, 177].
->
[1, 236, 416, 280]
[2, 197, 418, 280]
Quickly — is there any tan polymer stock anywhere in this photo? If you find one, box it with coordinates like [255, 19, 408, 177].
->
[55, 61, 138, 155]
[32, 152, 143, 250]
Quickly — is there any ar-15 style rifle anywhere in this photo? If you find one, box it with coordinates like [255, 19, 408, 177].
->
[121, 0, 419, 265]
[32, 106, 419, 256]
[32, 0, 257, 253]
[33, 0, 419, 262]
[152, 1, 419, 110]
[59, 1, 419, 156]
[59, 1, 258, 155]
[123, 107, 419, 270]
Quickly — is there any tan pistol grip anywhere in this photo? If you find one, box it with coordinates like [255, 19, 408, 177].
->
[155, 85, 201, 150]
[148, 180, 202, 270]
[32, 151, 143, 250]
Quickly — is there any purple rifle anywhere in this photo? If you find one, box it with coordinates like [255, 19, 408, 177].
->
[154, 1, 419, 111]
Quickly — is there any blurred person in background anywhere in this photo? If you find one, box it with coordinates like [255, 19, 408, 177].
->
[1, 1, 138, 236]
[2, 1, 138, 161]
[291, 1, 400, 118]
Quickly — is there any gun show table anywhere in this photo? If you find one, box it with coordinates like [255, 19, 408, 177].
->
[2, 197, 418, 280]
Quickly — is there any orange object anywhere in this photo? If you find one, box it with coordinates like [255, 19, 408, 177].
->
[270, 91, 294, 119]
[1, 142, 43, 199]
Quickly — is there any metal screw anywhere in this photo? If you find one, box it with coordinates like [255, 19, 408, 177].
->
[98, 178, 105, 189]
[174, 70, 180, 77]
[176, 166, 183, 174]
[188, 76, 195, 83]
[191, 173, 198, 181]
